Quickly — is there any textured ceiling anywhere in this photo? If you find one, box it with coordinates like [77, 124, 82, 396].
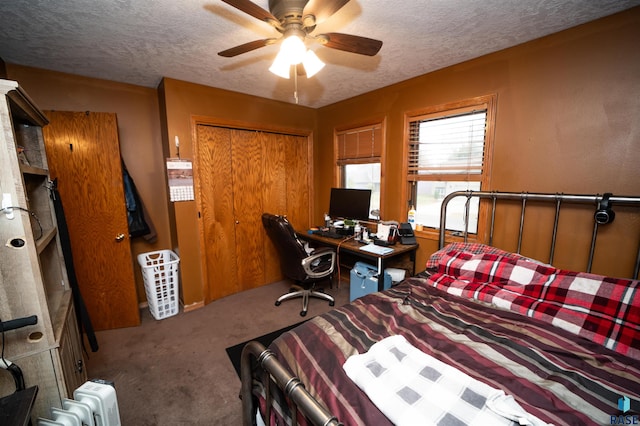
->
[0, 0, 637, 108]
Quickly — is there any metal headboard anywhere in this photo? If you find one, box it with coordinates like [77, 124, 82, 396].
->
[438, 191, 640, 279]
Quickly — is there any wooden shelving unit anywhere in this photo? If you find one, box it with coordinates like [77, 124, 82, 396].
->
[0, 79, 86, 421]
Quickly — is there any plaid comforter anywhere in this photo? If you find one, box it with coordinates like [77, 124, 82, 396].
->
[264, 249, 640, 425]
[429, 245, 640, 358]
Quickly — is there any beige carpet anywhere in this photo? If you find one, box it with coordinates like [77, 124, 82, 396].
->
[85, 279, 350, 425]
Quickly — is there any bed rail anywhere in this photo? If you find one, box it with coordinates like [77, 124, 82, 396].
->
[240, 341, 342, 426]
[438, 191, 640, 279]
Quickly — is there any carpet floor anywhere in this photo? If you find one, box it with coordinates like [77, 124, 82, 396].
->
[85, 279, 350, 425]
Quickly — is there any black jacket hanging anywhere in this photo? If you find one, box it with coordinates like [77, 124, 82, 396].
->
[122, 160, 153, 239]
[49, 178, 98, 353]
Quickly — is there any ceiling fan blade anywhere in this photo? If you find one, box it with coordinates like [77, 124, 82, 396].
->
[220, 0, 279, 25]
[302, 0, 350, 25]
[218, 39, 275, 57]
[318, 33, 382, 56]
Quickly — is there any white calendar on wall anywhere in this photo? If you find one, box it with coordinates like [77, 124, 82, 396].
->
[166, 158, 194, 202]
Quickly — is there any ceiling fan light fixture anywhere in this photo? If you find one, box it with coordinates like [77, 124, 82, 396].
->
[269, 50, 291, 78]
[280, 35, 307, 65]
[302, 50, 325, 78]
[220, 0, 384, 85]
[270, 32, 325, 79]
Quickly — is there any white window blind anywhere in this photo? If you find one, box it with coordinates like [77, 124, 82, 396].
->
[408, 109, 487, 177]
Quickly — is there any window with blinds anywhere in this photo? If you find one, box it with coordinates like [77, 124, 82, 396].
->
[405, 95, 495, 235]
[408, 109, 487, 178]
[337, 124, 382, 164]
[335, 123, 384, 217]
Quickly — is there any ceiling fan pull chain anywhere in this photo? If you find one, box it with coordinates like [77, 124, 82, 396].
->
[294, 65, 299, 104]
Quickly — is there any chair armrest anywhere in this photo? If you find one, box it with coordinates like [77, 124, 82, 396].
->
[301, 249, 336, 278]
[308, 246, 333, 256]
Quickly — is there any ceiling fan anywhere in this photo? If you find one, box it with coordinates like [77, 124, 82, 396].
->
[218, 0, 383, 78]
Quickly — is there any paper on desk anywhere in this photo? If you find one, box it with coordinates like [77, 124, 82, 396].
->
[377, 223, 391, 241]
[360, 243, 394, 255]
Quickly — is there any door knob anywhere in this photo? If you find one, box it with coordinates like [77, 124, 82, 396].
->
[115, 233, 126, 242]
[235, 220, 240, 224]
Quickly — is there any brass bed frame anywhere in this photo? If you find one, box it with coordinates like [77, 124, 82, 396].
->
[439, 191, 640, 279]
[241, 190, 640, 426]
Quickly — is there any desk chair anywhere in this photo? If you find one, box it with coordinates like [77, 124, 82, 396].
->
[261, 213, 336, 317]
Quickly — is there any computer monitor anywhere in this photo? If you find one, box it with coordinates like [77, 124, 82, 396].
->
[328, 188, 372, 221]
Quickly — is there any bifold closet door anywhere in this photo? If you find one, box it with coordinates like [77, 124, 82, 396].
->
[195, 124, 310, 302]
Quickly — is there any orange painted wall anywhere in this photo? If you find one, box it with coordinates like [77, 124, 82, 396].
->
[5, 65, 170, 304]
[315, 8, 640, 277]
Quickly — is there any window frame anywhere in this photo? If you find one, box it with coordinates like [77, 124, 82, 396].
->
[334, 120, 386, 219]
[402, 94, 497, 242]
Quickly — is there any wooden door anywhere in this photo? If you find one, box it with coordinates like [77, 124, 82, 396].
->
[261, 132, 287, 284]
[42, 111, 140, 330]
[196, 126, 240, 299]
[195, 124, 310, 302]
[231, 130, 268, 288]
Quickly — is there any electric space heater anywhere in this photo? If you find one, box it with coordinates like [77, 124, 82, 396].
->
[38, 381, 121, 426]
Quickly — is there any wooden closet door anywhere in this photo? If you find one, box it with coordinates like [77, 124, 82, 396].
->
[231, 129, 267, 290]
[195, 124, 310, 302]
[196, 125, 239, 300]
[261, 132, 287, 284]
[42, 111, 140, 330]
[282, 133, 311, 230]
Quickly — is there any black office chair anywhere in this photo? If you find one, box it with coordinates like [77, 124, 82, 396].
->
[261, 213, 336, 317]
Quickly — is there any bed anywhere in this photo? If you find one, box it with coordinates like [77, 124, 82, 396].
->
[241, 191, 640, 426]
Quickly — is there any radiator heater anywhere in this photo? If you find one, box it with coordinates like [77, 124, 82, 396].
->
[38, 381, 121, 426]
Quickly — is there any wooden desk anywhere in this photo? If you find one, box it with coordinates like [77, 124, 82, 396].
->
[299, 233, 419, 291]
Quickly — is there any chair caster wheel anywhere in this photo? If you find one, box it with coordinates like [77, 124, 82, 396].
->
[329, 301, 335, 306]
[275, 301, 281, 306]
[300, 311, 307, 317]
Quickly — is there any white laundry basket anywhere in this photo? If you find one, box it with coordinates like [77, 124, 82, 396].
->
[137, 250, 180, 320]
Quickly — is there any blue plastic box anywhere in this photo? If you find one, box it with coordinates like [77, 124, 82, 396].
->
[349, 261, 392, 302]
